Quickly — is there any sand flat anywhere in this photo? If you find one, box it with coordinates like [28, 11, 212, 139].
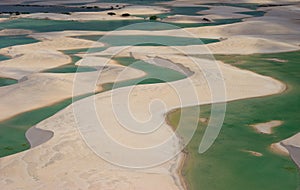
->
[0, 29, 33, 36]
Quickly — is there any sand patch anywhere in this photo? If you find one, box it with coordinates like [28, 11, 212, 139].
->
[0, 29, 33, 36]
[242, 150, 263, 157]
[265, 58, 288, 63]
[250, 120, 283, 134]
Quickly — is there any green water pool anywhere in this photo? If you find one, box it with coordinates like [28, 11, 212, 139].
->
[76, 35, 219, 46]
[168, 51, 300, 190]
[0, 35, 38, 49]
[0, 17, 242, 33]
[0, 77, 18, 87]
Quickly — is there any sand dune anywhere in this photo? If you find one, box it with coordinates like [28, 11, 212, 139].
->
[0, 37, 103, 79]
[0, 66, 145, 122]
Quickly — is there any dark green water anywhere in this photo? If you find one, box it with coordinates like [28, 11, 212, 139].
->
[168, 51, 300, 190]
[0, 98, 73, 157]
[0, 77, 18, 87]
[0, 78, 18, 87]
[0, 35, 38, 49]
[0, 17, 242, 33]
[169, 6, 209, 16]
[0, 18, 146, 32]
[0, 55, 9, 62]
[104, 57, 186, 90]
[237, 11, 265, 17]
[76, 35, 219, 46]
[42, 55, 97, 73]
[203, 3, 259, 10]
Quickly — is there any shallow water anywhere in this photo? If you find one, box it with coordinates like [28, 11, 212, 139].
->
[0, 35, 38, 49]
[0, 17, 242, 33]
[168, 51, 300, 190]
[76, 35, 219, 46]
[0, 77, 18, 87]
[0, 98, 72, 157]
[42, 55, 97, 73]
[105, 57, 186, 89]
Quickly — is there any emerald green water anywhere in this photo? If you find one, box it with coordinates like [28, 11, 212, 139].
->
[42, 55, 97, 73]
[0, 77, 18, 87]
[0, 35, 38, 49]
[168, 51, 300, 190]
[0, 55, 9, 62]
[0, 18, 242, 33]
[0, 98, 73, 157]
[237, 11, 265, 17]
[76, 35, 219, 46]
[203, 3, 259, 10]
[0, 92, 97, 157]
[104, 57, 186, 90]
[0, 18, 146, 32]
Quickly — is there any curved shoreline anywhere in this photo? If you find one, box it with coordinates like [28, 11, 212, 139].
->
[165, 70, 287, 190]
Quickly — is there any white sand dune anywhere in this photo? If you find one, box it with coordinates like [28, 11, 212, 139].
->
[0, 65, 145, 122]
[0, 37, 103, 79]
